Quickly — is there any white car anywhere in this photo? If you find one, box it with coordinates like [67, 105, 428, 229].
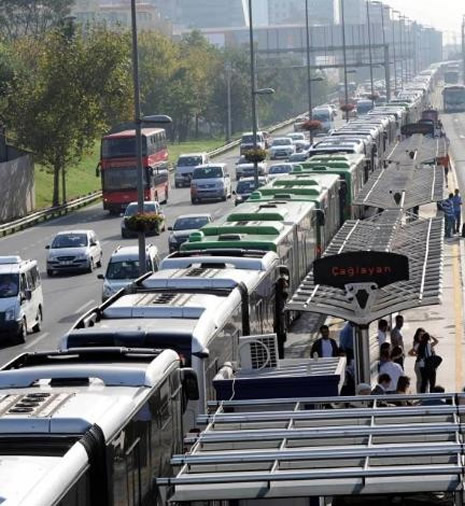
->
[190, 164, 232, 204]
[46, 230, 103, 276]
[98, 244, 160, 301]
[286, 133, 308, 152]
[269, 137, 296, 159]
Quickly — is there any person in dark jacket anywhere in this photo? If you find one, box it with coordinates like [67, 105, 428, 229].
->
[371, 373, 391, 395]
[310, 325, 339, 358]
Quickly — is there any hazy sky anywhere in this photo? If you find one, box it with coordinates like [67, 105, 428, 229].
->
[383, 0, 463, 40]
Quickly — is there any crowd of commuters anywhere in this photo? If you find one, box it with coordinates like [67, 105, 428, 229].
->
[311, 314, 443, 397]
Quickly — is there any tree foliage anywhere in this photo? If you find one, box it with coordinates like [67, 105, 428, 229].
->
[0, 0, 74, 40]
[2, 26, 133, 205]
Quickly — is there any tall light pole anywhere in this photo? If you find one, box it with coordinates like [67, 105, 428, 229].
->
[392, 9, 399, 93]
[225, 61, 233, 142]
[398, 14, 405, 87]
[248, 0, 259, 186]
[340, 0, 350, 122]
[371, 2, 390, 102]
[462, 16, 465, 86]
[305, 0, 314, 143]
[131, 0, 171, 276]
[366, 1, 375, 109]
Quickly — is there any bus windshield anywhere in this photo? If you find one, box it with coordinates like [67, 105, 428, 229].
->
[102, 167, 149, 191]
[102, 137, 147, 158]
[0, 274, 19, 298]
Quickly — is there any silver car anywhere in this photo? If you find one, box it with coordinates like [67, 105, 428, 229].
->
[46, 230, 102, 276]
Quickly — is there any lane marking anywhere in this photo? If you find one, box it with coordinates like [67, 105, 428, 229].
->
[25, 332, 50, 350]
[75, 299, 95, 314]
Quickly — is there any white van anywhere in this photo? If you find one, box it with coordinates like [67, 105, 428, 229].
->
[98, 244, 160, 301]
[0, 256, 44, 343]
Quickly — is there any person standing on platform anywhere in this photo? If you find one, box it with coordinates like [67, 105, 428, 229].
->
[441, 193, 455, 238]
[311, 325, 339, 358]
[453, 188, 462, 234]
[377, 319, 389, 347]
[390, 315, 405, 368]
[339, 321, 354, 361]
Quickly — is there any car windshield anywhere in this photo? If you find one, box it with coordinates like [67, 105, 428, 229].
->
[288, 134, 304, 141]
[313, 111, 330, 121]
[177, 156, 202, 167]
[174, 217, 210, 230]
[289, 154, 307, 161]
[237, 180, 260, 193]
[272, 139, 292, 146]
[0, 274, 19, 298]
[269, 165, 291, 174]
[242, 135, 260, 143]
[106, 260, 141, 280]
[52, 233, 88, 249]
[125, 203, 158, 216]
[193, 167, 223, 179]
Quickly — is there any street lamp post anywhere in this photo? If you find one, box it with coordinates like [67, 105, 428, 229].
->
[462, 16, 465, 86]
[392, 9, 398, 93]
[130, 0, 172, 276]
[398, 14, 405, 87]
[366, 1, 375, 109]
[305, 0, 314, 143]
[339, 0, 350, 122]
[371, 2, 391, 102]
[225, 62, 233, 142]
[248, 0, 259, 186]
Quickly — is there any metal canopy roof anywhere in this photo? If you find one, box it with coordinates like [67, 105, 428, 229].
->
[354, 135, 445, 209]
[285, 210, 443, 324]
[159, 394, 465, 502]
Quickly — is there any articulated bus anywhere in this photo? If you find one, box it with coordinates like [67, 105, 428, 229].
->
[0, 348, 198, 506]
[443, 85, 465, 113]
[98, 128, 169, 214]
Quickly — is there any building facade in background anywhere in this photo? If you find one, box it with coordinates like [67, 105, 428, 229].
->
[268, 0, 334, 25]
[72, 0, 171, 34]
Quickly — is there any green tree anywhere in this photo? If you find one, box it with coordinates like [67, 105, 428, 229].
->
[3, 26, 133, 206]
[0, 0, 74, 40]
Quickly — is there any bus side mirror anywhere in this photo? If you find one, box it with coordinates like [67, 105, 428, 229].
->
[95, 162, 101, 177]
[180, 368, 200, 401]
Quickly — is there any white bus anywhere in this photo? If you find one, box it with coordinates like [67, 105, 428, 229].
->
[0, 347, 198, 506]
[62, 262, 288, 424]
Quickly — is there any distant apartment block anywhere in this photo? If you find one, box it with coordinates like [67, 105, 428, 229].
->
[72, 0, 171, 34]
[268, 0, 335, 25]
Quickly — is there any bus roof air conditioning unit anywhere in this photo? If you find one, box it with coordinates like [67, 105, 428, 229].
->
[239, 334, 279, 372]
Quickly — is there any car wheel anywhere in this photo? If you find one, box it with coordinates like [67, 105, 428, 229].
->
[191, 198, 197, 205]
[175, 182, 180, 189]
[32, 307, 42, 333]
[162, 188, 168, 204]
[87, 258, 94, 273]
[122, 230, 128, 239]
[16, 318, 27, 344]
[47, 269, 54, 277]
[221, 194, 227, 201]
[96, 254, 102, 268]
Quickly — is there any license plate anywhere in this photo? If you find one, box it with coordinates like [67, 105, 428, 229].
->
[60, 261, 73, 265]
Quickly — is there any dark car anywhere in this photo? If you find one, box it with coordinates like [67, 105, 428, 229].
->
[168, 214, 212, 252]
[234, 177, 268, 206]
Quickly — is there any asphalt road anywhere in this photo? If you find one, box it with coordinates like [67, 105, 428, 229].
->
[0, 123, 302, 364]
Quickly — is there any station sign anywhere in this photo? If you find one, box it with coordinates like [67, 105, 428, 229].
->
[313, 251, 409, 289]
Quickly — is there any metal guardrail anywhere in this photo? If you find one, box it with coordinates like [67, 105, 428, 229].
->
[0, 113, 301, 238]
[0, 192, 102, 237]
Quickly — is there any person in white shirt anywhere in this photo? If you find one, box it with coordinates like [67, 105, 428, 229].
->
[378, 349, 404, 391]
[377, 319, 389, 346]
[310, 325, 339, 358]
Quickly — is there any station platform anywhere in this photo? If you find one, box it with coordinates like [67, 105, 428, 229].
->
[286, 111, 465, 394]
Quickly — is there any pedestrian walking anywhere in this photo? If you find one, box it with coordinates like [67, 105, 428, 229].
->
[441, 193, 455, 238]
[390, 315, 405, 368]
[408, 327, 426, 393]
[452, 188, 462, 234]
[310, 325, 339, 358]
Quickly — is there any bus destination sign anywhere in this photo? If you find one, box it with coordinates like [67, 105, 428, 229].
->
[313, 251, 409, 289]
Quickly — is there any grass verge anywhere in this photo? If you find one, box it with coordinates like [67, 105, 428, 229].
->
[34, 137, 231, 210]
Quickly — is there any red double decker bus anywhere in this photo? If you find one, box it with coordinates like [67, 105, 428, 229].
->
[99, 128, 169, 214]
